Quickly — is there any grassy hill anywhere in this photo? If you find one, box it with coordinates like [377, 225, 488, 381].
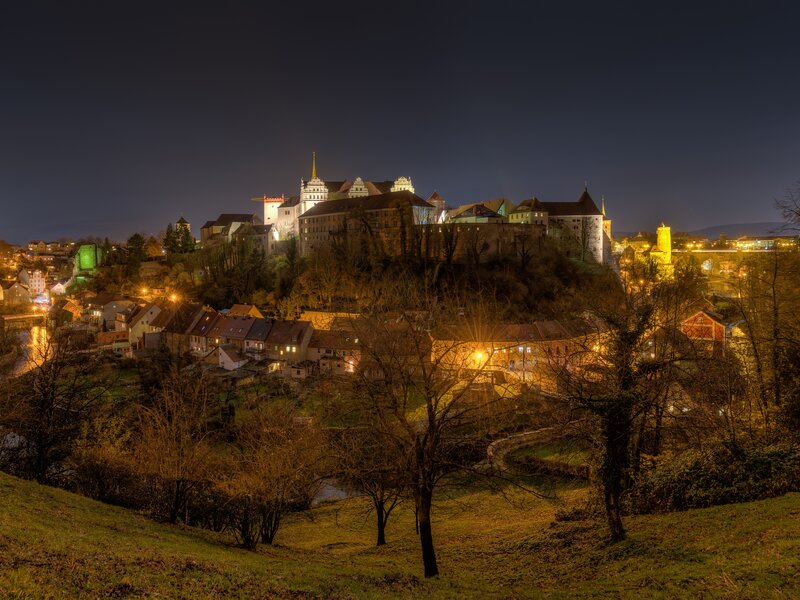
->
[1, 472, 799, 598]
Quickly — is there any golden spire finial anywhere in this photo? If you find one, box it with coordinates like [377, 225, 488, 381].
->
[311, 151, 317, 179]
[601, 195, 606, 217]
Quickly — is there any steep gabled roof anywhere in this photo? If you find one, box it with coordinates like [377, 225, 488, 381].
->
[510, 197, 539, 214]
[159, 303, 204, 334]
[219, 344, 247, 364]
[188, 310, 219, 337]
[366, 180, 394, 195]
[85, 292, 128, 308]
[127, 302, 163, 329]
[208, 214, 262, 227]
[244, 317, 272, 342]
[532, 190, 602, 217]
[449, 203, 503, 220]
[299, 190, 432, 219]
[448, 198, 511, 217]
[279, 195, 301, 209]
[266, 320, 312, 345]
[228, 304, 265, 318]
[218, 315, 258, 340]
[682, 308, 725, 326]
[427, 191, 445, 204]
[309, 329, 359, 351]
[207, 315, 232, 340]
[321, 180, 396, 200]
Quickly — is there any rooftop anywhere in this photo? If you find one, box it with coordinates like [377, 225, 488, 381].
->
[299, 190, 432, 219]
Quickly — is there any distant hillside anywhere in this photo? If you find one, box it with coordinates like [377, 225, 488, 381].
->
[687, 222, 788, 239]
[616, 222, 788, 239]
[2, 471, 800, 597]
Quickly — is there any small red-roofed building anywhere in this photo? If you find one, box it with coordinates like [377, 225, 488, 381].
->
[681, 309, 726, 345]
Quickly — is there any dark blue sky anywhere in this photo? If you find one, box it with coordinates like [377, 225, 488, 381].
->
[2, 0, 799, 243]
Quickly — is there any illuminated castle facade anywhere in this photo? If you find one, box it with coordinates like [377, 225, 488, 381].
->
[265, 153, 418, 239]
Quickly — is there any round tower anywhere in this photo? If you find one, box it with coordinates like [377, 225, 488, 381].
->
[656, 223, 672, 265]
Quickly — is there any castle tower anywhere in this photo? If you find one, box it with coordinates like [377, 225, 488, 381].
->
[300, 152, 328, 214]
[251, 194, 284, 226]
[656, 223, 672, 264]
[601, 196, 612, 239]
[176, 216, 191, 235]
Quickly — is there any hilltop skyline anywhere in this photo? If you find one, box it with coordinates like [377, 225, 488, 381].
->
[3, 1, 799, 242]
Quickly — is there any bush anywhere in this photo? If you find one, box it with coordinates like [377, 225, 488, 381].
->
[627, 443, 800, 514]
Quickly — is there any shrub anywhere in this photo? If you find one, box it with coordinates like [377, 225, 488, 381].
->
[627, 443, 800, 514]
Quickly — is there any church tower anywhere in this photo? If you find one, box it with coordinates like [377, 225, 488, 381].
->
[300, 152, 328, 215]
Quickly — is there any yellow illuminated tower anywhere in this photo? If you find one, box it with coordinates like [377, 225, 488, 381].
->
[656, 223, 671, 263]
[653, 223, 673, 277]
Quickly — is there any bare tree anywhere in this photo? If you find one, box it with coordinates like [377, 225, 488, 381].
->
[776, 181, 800, 230]
[220, 402, 323, 549]
[0, 330, 115, 484]
[731, 250, 800, 435]
[556, 297, 665, 541]
[329, 426, 404, 546]
[349, 282, 519, 577]
[133, 367, 218, 523]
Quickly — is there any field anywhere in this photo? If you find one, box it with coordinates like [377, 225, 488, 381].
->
[1, 471, 799, 598]
[507, 439, 590, 467]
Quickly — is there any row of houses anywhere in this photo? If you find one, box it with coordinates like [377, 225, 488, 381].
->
[0, 268, 71, 307]
[76, 289, 728, 384]
[79, 291, 602, 382]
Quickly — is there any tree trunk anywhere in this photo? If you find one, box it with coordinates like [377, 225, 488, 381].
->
[604, 486, 625, 542]
[169, 479, 183, 524]
[260, 504, 281, 545]
[601, 402, 631, 542]
[240, 497, 258, 550]
[375, 499, 386, 546]
[417, 491, 438, 577]
[770, 254, 782, 413]
[34, 431, 48, 484]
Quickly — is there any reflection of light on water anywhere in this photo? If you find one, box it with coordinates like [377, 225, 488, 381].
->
[13, 326, 49, 376]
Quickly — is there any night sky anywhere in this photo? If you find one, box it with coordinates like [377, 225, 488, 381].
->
[2, 0, 799, 244]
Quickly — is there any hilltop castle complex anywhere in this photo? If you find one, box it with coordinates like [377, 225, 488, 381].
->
[245, 154, 613, 264]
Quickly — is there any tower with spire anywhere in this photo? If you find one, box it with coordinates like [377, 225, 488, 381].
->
[601, 196, 612, 240]
[300, 151, 329, 215]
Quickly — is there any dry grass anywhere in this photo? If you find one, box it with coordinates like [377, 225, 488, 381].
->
[0, 472, 799, 598]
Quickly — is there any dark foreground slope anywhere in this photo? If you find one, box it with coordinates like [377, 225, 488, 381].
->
[0, 472, 798, 598]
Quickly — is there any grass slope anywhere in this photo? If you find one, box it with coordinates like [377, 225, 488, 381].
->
[1, 472, 799, 599]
